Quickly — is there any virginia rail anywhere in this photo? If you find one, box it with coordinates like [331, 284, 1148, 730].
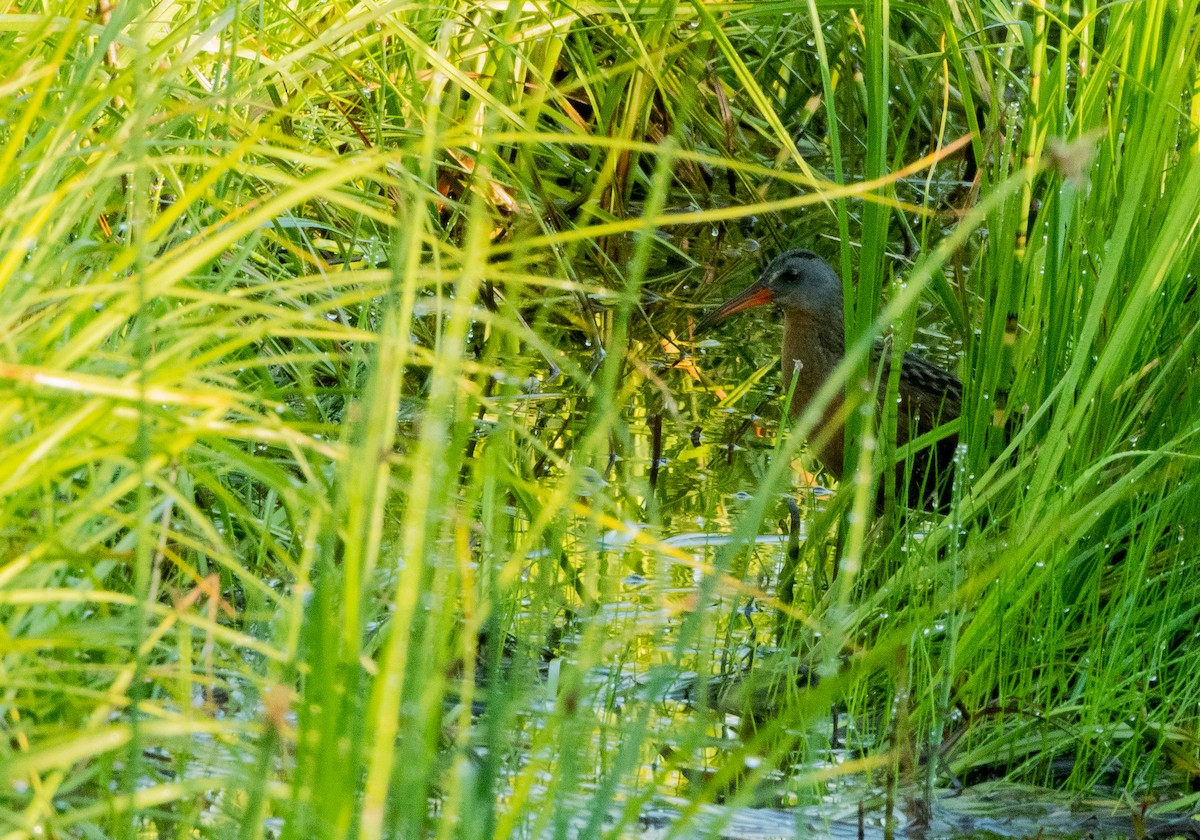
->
[698, 249, 962, 510]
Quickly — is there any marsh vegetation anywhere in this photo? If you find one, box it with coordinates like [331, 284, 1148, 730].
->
[0, 2, 1197, 838]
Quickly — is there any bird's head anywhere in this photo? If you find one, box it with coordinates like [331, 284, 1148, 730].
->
[697, 249, 843, 332]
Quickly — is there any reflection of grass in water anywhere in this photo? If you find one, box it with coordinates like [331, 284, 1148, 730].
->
[0, 2, 1197, 837]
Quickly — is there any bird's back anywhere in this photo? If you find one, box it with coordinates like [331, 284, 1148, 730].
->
[883, 347, 962, 509]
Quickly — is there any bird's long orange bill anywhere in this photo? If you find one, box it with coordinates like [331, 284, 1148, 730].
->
[695, 280, 775, 333]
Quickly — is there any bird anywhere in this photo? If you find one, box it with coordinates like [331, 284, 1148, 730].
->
[697, 249, 962, 510]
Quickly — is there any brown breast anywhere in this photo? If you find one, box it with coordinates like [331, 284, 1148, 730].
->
[781, 312, 962, 507]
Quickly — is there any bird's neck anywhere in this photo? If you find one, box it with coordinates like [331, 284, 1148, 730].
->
[780, 307, 845, 395]
[781, 307, 848, 478]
